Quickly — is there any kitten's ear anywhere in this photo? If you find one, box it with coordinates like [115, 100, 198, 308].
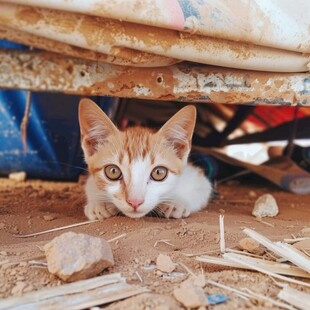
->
[78, 98, 118, 159]
[159, 105, 196, 159]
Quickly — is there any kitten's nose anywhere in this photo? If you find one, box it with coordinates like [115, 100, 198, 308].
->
[127, 198, 144, 209]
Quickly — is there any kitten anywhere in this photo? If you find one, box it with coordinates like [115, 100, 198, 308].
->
[78, 98, 212, 219]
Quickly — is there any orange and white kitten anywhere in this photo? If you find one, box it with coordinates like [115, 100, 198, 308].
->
[79, 98, 212, 219]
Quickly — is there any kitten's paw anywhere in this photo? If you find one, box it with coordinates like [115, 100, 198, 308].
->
[84, 203, 118, 220]
[158, 203, 190, 219]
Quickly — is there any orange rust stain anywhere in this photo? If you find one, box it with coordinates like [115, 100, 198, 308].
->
[81, 66, 175, 98]
[274, 80, 284, 88]
[15, 7, 41, 25]
[78, 16, 117, 48]
[77, 13, 179, 53]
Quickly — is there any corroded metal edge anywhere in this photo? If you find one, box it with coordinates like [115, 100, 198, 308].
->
[0, 50, 309, 105]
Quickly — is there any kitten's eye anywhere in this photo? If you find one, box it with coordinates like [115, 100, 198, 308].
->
[151, 166, 168, 181]
[104, 165, 122, 180]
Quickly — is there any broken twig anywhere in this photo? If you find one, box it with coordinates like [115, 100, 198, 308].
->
[13, 220, 99, 238]
[219, 215, 225, 253]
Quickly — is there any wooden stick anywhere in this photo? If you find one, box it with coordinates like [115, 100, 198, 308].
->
[13, 220, 99, 238]
[224, 253, 310, 288]
[219, 215, 225, 253]
[225, 248, 265, 259]
[243, 228, 310, 273]
[207, 280, 294, 310]
[107, 233, 126, 243]
[196, 254, 310, 278]
[69, 286, 149, 310]
[278, 285, 310, 310]
[154, 239, 177, 248]
[181, 249, 219, 257]
[0, 273, 124, 309]
[284, 237, 310, 244]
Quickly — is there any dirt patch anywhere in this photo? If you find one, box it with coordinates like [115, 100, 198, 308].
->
[0, 177, 309, 308]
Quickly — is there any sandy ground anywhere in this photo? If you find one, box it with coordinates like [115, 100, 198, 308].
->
[0, 176, 309, 309]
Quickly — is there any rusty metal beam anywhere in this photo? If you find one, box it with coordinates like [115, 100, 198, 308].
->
[0, 2, 309, 72]
[0, 50, 309, 105]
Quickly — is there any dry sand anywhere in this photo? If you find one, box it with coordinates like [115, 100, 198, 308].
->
[0, 177, 309, 309]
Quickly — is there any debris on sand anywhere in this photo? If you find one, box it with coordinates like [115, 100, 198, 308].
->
[173, 278, 209, 308]
[43, 215, 56, 221]
[1, 273, 148, 309]
[44, 232, 114, 282]
[8, 172, 26, 182]
[252, 194, 279, 218]
[156, 254, 176, 273]
[238, 237, 265, 255]
[105, 293, 181, 310]
[278, 285, 310, 310]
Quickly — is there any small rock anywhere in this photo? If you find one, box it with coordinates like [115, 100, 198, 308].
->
[9, 171, 26, 182]
[0, 251, 8, 256]
[249, 191, 257, 198]
[156, 254, 176, 273]
[238, 237, 265, 255]
[44, 232, 114, 282]
[252, 194, 279, 218]
[43, 215, 56, 221]
[0, 222, 5, 229]
[173, 278, 209, 308]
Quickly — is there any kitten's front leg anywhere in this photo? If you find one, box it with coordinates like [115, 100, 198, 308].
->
[158, 203, 190, 219]
[84, 202, 118, 220]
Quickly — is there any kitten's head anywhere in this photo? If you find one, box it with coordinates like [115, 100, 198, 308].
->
[79, 98, 196, 218]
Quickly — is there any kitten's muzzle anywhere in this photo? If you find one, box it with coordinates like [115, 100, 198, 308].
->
[127, 198, 144, 210]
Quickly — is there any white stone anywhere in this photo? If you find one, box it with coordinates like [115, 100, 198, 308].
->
[9, 171, 26, 182]
[173, 278, 208, 308]
[252, 194, 279, 218]
[156, 254, 176, 273]
[43, 215, 56, 221]
[238, 237, 265, 255]
[44, 232, 114, 282]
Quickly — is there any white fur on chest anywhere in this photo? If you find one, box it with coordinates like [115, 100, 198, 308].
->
[166, 164, 212, 213]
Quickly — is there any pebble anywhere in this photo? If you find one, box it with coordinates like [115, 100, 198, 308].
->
[156, 254, 176, 273]
[9, 171, 26, 182]
[252, 194, 279, 218]
[43, 215, 56, 221]
[44, 232, 114, 282]
[0, 222, 5, 229]
[249, 191, 257, 197]
[173, 278, 209, 308]
[238, 237, 265, 255]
